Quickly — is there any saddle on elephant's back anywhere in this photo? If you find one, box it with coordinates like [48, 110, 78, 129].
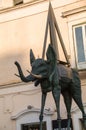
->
[57, 64, 72, 80]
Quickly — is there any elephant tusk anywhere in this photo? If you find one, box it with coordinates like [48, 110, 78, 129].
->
[27, 70, 42, 79]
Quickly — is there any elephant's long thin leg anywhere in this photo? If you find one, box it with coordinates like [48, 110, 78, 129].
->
[72, 93, 86, 128]
[71, 83, 86, 128]
[72, 69, 86, 128]
[71, 84, 85, 115]
[62, 91, 72, 130]
[73, 93, 85, 115]
[72, 94, 86, 129]
[52, 85, 61, 130]
[39, 92, 47, 130]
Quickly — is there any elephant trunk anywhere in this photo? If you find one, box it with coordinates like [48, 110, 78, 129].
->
[15, 61, 34, 82]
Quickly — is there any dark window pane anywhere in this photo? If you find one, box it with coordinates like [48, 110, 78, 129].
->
[52, 119, 73, 130]
[21, 122, 46, 130]
[75, 27, 85, 63]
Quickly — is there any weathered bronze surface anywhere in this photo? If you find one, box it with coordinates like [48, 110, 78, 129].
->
[42, 3, 70, 66]
[15, 44, 86, 130]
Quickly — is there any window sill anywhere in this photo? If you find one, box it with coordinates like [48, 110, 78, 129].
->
[62, 6, 86, 18]
[61, 0, 86, 18]
[79, 69, 86, 80]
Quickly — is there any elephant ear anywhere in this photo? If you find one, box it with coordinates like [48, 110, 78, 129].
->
[30, 49, 35, 66]
[46, 44, 57, 82]
[46, 44, 57, 65]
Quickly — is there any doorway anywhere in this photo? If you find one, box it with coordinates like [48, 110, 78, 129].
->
[52, 119, 73, 130]
[21, 122, 46, 130]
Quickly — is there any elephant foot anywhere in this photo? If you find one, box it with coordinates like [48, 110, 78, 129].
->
[57, 119, 61, 130]
[39, 115, 43, 130]
[67, 118, 71, 130]
[83, 115, 86, 129]
[39, 121, 42, 130]
[83, 119, 86, 129]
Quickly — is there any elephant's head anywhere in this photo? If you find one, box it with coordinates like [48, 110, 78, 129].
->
[15, 44, 57, 85]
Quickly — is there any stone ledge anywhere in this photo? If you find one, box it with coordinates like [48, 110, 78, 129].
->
[11, 107, 54, 120]
[62, 6, 86, 17]
[61, 0, 86, 17]
[0, 0, 46, 14]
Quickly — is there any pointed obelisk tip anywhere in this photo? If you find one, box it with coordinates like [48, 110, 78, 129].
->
[49, 0, 51, 6]
[49, 0, 53, 10]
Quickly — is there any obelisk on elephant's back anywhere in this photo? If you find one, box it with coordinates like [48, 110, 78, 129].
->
[42, 2, 70, 67]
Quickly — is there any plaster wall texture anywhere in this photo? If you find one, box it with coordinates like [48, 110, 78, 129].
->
[0, 0, 86, 130]
[0, 1, 71, 86]
[2, 0, 13, 8]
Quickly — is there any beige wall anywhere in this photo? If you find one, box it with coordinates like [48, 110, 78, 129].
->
[0, 0, 86, 130]
[2, 0, 13, 8]
[0, 0, 75, 86]
[0, 11, 48, 85]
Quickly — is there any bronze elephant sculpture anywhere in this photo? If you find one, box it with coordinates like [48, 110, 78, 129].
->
[15, 44, 86, 130]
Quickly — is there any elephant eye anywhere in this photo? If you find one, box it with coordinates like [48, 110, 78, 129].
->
[40, 61, 45, 65]
[38, 63, 42, 66]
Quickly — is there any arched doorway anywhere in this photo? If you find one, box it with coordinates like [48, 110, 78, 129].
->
[11, 106, 54, 130]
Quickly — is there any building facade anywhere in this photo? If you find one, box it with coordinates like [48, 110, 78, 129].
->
[0, 0, 86, 130]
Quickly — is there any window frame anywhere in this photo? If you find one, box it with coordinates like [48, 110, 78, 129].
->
[73, 23, 86, 70]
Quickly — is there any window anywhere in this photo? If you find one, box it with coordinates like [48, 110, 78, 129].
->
[73, 24, 86, 69]
[52, 119, 73, 130]
[21, 122, 46, 130]
[14, 0, 23, 5]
